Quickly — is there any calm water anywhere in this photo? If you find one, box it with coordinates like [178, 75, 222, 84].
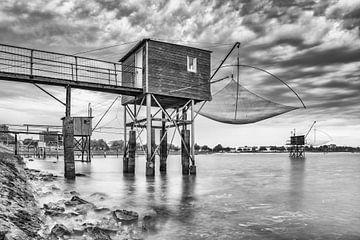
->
[27, 152, 360, 239]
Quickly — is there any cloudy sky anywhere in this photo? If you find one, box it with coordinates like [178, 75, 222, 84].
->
[0, 0, 360, 147]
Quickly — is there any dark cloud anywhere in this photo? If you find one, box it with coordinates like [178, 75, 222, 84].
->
[278, 46, 360, 68]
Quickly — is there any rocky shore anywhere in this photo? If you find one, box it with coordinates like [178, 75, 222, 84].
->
[0, 153, 43, 240]
[0, 153, 160, 239]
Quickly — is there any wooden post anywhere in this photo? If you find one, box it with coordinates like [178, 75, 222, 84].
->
[181, 129, 190, 175]
[160, 112, 167, 172]
[14, 134, 18, 155]
[190, 100, 196, 175]
[128, 130, 136, 174]
[146, 94, 154, 176]
[87, 136, 91, 162]
[123, 106, 128, 173]
[63, 86, 75, 179]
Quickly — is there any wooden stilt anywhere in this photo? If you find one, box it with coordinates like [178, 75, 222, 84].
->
[146, 94, 155, 176]
[14, 134, 18, 155]
[160, 111, 167, 172]
[63, 86, 75, 179]
[123, 105, 128, 173]
[181, 129, 190, 175]
[128, 130, 136, 174]
[190, 100, 196, 175]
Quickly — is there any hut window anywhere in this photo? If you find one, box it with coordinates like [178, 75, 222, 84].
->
[187, 56, 197, 73]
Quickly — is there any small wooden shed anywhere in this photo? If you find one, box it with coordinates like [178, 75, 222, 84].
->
[120, 39, 211, 108]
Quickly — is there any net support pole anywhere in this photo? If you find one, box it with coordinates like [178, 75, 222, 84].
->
[63, 85, 75, 179]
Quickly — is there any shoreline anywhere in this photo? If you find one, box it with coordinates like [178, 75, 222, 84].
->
[0, 153, 156, 239]
[0, 153, 43, 240]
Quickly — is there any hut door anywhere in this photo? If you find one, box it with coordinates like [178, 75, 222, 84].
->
[135, 48, 143, 88]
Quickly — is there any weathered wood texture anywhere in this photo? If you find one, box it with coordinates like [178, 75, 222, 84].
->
[147, 40, 211, 101]
[121, 54, 137, 105]
[121, 39, 211, 106]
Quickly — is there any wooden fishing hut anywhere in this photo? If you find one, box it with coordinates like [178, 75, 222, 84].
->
[120, 39, 211, 176]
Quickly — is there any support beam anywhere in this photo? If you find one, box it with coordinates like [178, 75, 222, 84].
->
[146, 93, 155, 176]
[190, 100, 196, 175]
[14, 134, 18, 155]
[160, 112, 167, 172]
[63, 117, 75, 179]
[123, 105, 128, 173]
[181, 129, 190, 175]
[128, 130, 136, 174]
[63, 85, 75, 179]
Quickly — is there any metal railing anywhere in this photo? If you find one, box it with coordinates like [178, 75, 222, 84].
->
[0, 43, 137, 87]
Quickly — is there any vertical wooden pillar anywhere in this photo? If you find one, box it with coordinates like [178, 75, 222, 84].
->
[63, 86, 75, 179]
[86, 135, 91, 162]
[181, 107, 190, 175]
[181, 129, 190, 175]
[14, 134, 18, 155]
[190, 100, 196, 175]
[160, 112, 167, 172]
[128, 130, 136, 174]
[123, 106, 128, 173]
[146, 94, 155, 176]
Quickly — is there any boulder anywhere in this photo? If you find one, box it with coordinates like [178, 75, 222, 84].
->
[112, 209, 139, 224]
[64, 196, 89, 206]
[50, 224, 71, 237]
[85, 226, 115, 240]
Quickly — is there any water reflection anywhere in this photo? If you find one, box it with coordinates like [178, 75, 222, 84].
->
[178, 175, 196, 222]
[289, 158, 306, 210]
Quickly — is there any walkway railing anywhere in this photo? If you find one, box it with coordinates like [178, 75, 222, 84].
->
[0, 43, 136, 87]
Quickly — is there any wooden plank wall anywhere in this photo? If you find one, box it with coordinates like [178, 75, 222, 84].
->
[147, 40, 211, 101]
[121, 53, 136, 105]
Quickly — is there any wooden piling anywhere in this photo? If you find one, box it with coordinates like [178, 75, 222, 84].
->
[190, 99, 196, 175]
[63, 86, 75, 179]
[160, 111, 167, 172]
[128, 130, 136, 174]
[181, 129, 190, 175]
[123, 106, 128, 173]
[63, 117, 75, 179]
[146, 94, 155, 176]
[14, 134, 18, 156]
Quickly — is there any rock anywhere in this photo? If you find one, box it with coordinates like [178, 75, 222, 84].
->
[43, 202, 65, 212]
[28, 159, 34, 161]
[0, 154, 43, 239]
[75, 173, 86, 177]
[142, 215, 157, 232]
[94, 207, 110, 213]
[69, 190, 79, 196]
[50, 224, 71, 237]
[64, 196, 89, 206]
[112, 209, 139, 224]
[85, 226, 115, 240]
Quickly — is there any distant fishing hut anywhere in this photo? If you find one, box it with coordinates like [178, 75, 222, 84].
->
[120, 39, 212, 176]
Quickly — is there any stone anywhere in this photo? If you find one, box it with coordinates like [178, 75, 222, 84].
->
[50, 224, 71, 237]
[64, 196, 89, 206]
[112, 209, 139, 224]
[85, 226, 115, 240]
[75, 173, 86, 177]
[69, 190, 79, 196]
[142, 215, 157, 232]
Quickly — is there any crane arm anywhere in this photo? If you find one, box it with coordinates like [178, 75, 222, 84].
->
[305, 121, 316, 139]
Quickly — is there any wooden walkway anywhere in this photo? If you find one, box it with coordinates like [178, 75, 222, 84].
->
[0, 43, 142, 95]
